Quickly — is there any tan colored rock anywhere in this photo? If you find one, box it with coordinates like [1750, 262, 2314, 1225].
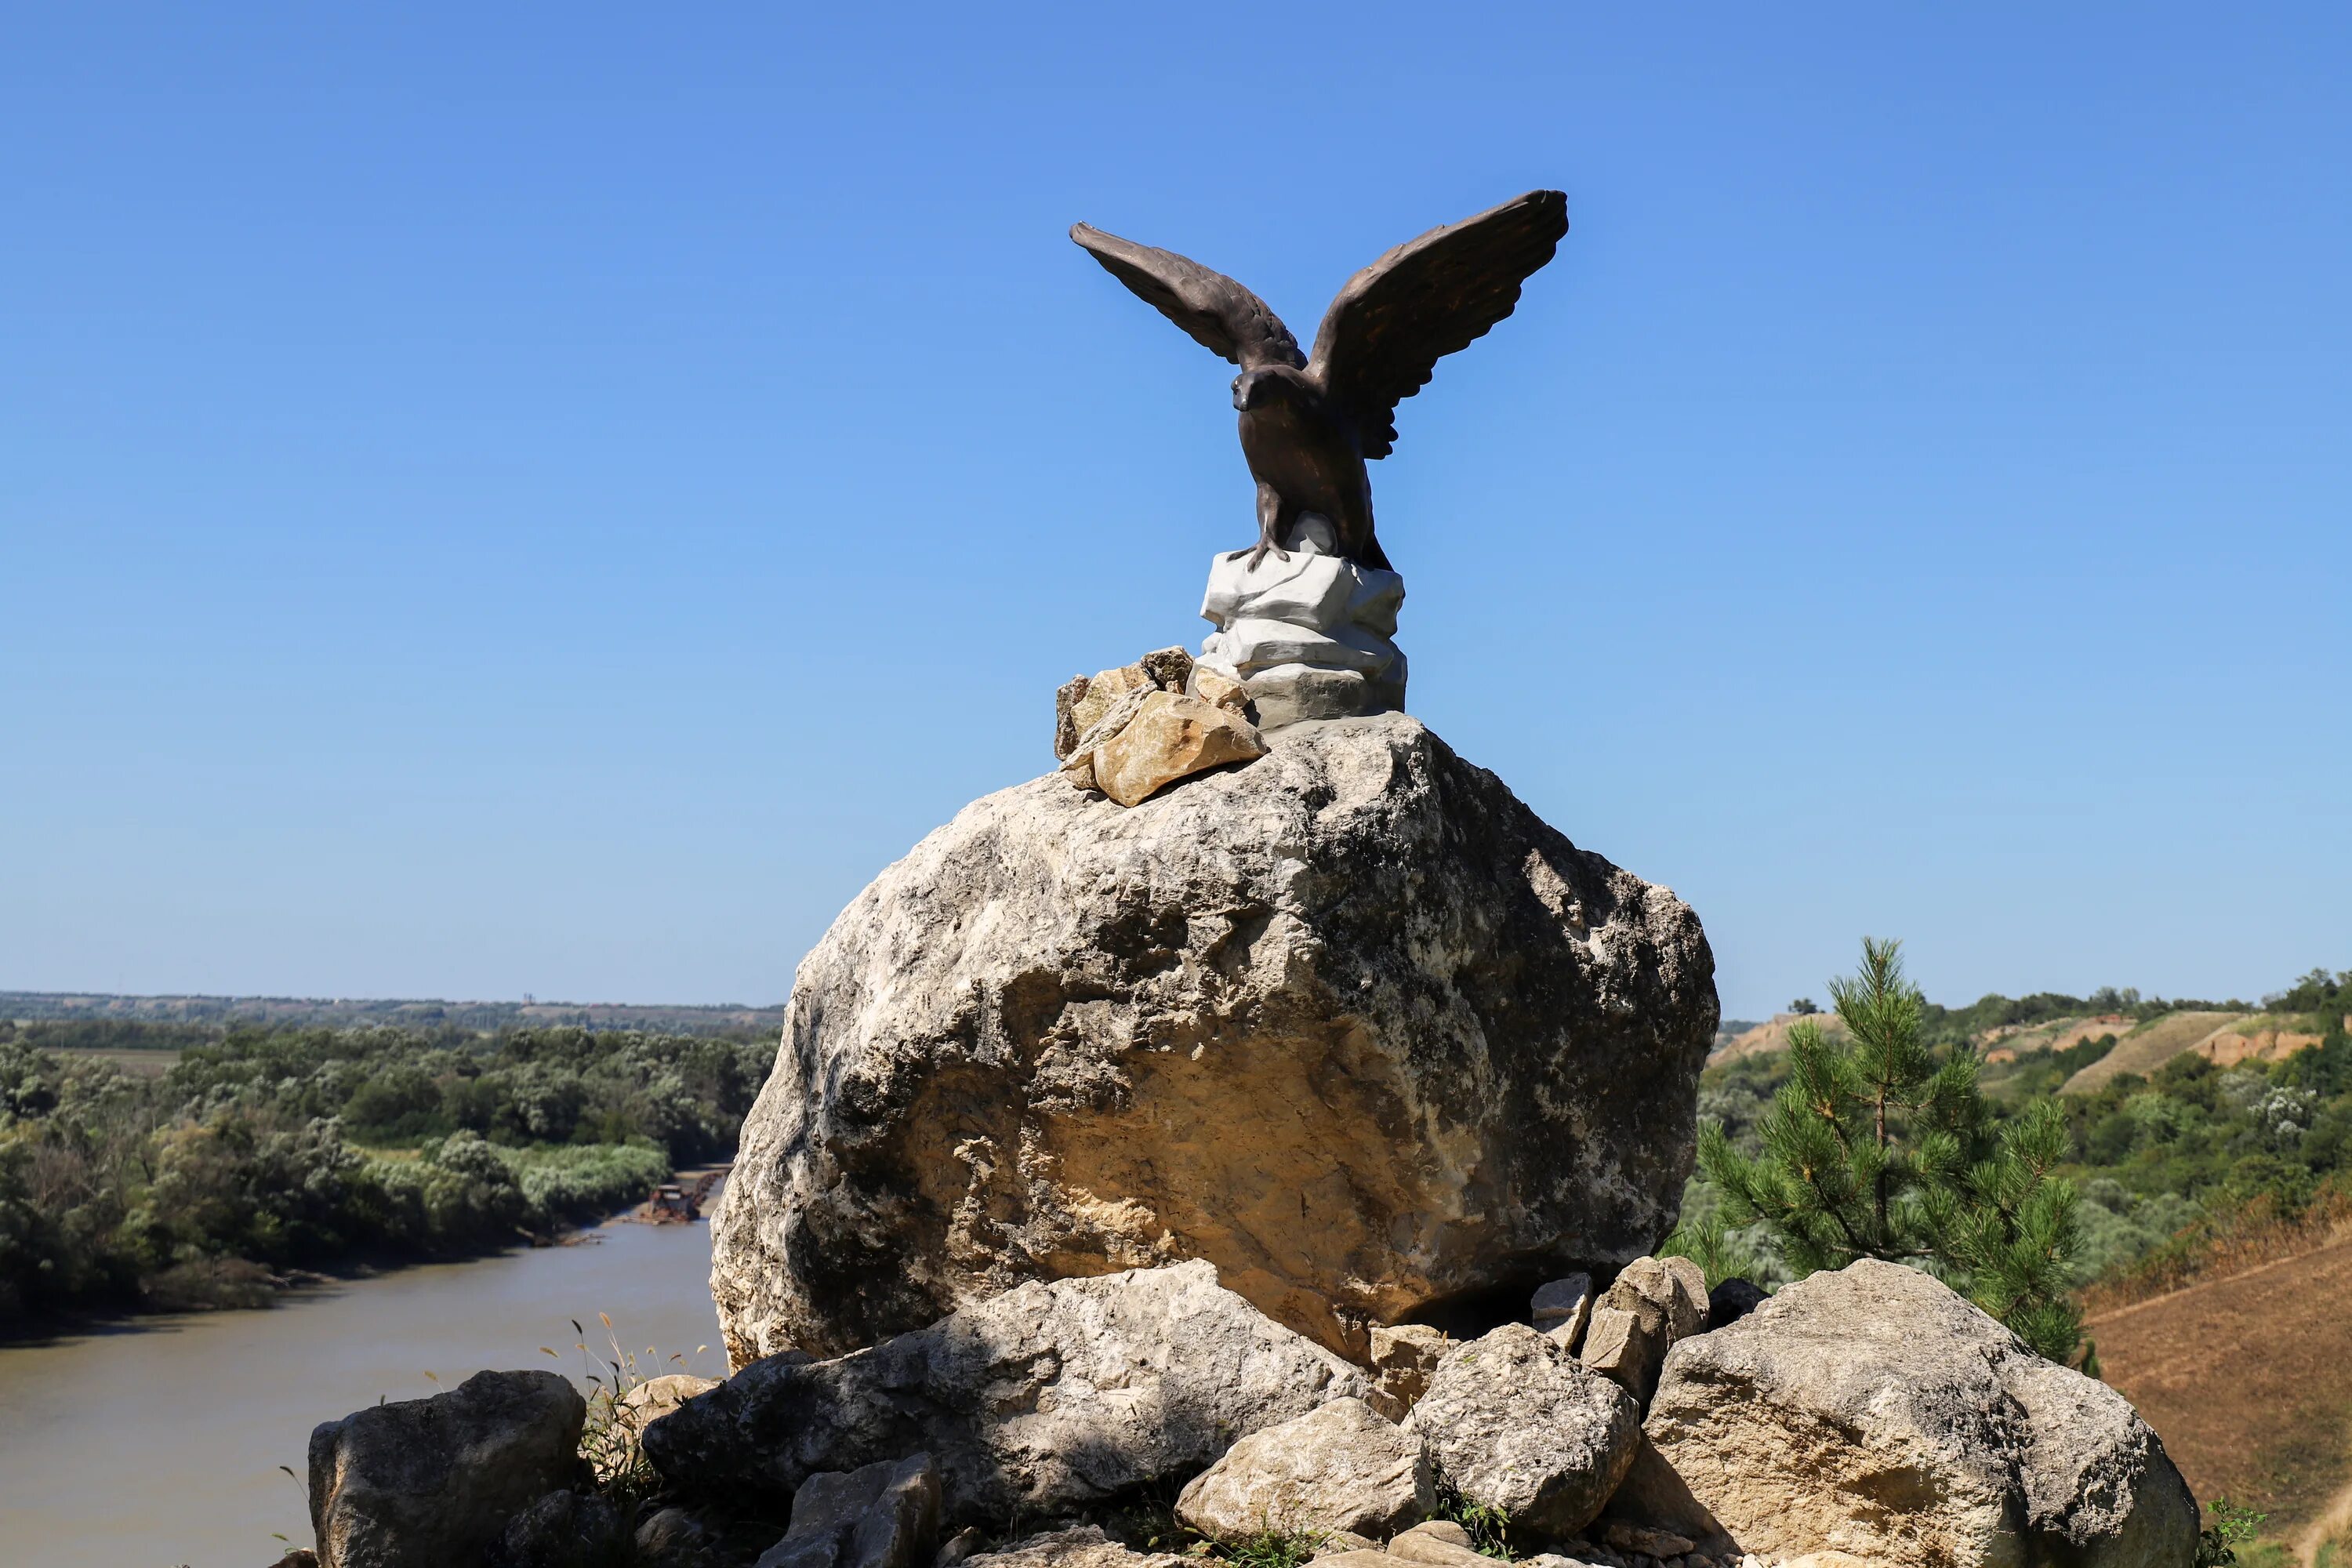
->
[1091, 690, 1268, 808]
[1601, 1519, 1693, 1557]
[1176, 1397, 1432, 1541]
[1385, 1521, 1489, 1566]
[1189, 664, 1251, 714]
[1646, 1258, 2198, 1568]
[1069, 663, 1160, 742]
[1366, 1323, 1450, 1419]
[621, 1373, 718, 1426]
[1581, 1257, 1706, 1403]
[1308, 1533, 1381, 1559]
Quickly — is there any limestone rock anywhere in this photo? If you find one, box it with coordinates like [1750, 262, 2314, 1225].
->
[713, 712, 1717, 1362]
[1532, 1273, 1594, 1344]
[1646, 1258, 2199, 1567]
[1240, 665, 1381, 729]
[307, 1370, 584, 1568]
[1189, 664, 1250, 715]
[1090, 689, 1268, 808]
[1405, 1324, 1642, 1540]
[646, 1261, 1367, 1527]
[1581, 1257, 1706, 1404]
[963, 1529, 1188, 1568]
[1176, 1397, 1432, 1540]
[1366, 1323, 1450, 1420]
[621, 1373, 718, 1426]
[1384, 1523, 1489, 1566]
[488, 1490, 630, 1568]
[755, 1453, 942, 1568]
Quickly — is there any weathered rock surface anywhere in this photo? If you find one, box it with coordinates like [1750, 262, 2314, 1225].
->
[754, 1453, 942, 1568]
[1532, 1273, 1594, 1342]
[488, 1490, 630, 1568]
[634, 1508, 720, 1568]
[307, 1370, 584, 1568]
[1581, 1256, 1708, 1404]
[964, 1529, 1188, 1568]
[1645, 1259, 2199, 1567]
[1366, 1323, 1450, 1420]
[1089, 689, 1268, 808]
[1176, 1397, 1432, 1540]
[713, 711, 1718, 1361]
[645, 1261, 1367, 1527]
[1405, 1324, 1642, 1539]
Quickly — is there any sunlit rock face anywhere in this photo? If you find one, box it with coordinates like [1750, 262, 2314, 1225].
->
[710, 712, 1718, 1366]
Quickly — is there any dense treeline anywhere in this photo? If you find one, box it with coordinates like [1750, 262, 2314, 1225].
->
[0, 1022, 771, 1326]
[1687, 966, 2352, 1295]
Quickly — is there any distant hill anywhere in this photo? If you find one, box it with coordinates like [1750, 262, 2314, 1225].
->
[1712, 1011, 1847, 1062]
[0, 990, 786, 1038]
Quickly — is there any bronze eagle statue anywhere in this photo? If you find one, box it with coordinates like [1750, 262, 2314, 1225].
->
[1073, 189, 1569, 571]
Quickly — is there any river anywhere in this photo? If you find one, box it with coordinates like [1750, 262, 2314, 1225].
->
[0, 1216, 728, 1568]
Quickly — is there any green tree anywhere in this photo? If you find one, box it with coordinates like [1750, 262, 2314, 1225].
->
[1700, 938, 2089, 1363]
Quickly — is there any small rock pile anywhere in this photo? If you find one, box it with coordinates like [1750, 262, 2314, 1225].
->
[1054, 645, 1265, 807]
[286, 1255, 2198, 1568]
[1196, 514, 1406, 728]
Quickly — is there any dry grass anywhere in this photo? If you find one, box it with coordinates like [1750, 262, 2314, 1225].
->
[2060, 1011, 2245, 1094]
[2090, 1231, 2352, 1544]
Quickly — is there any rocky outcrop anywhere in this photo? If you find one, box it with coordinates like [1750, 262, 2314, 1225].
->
[1176, 1397, 1432, 1540]
[1644, 1259, 2199, 1566]
[307, 1370, 584, 1568]
[713, 711, 1718, 1363]
[1405, 1324, 1642, 1538]
[644, 1261, 1368, 1526]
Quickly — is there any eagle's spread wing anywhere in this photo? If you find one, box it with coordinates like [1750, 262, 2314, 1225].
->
[1306, 190, 1568, 459]
[1071, 223, 1304, 372]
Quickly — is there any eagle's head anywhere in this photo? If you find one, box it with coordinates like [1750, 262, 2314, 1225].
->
[1232, 366, 1305, 413]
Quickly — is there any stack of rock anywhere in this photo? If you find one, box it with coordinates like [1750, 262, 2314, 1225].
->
[1197, 514, 1406, 728]
[1054, 645, 1266, 808]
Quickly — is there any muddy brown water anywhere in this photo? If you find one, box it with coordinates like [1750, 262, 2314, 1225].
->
[0, 1217, 728, 1568]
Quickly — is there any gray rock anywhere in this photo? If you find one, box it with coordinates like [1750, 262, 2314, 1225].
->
[307, 1369, 584, 1568]
[1405, 1323, 1642, 1540]
[713, 712, 1717, 1363]
[756, 1453, 942, 1568]
[962, 1528, 1187, 1568]
[488, 1490, 630, 1568]
[645, 1261, 1368, 1526]
[1533, 1273, 1594, 1344]
[1703, 1279, 1766, 1331]
[1646, 1258, 2199, 1567]
[1366, 1323, 1450, 1420]
[1176, 1397, 1432, 1540]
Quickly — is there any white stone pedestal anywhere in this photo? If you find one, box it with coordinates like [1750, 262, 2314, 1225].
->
[1196, 515, 1406, 728]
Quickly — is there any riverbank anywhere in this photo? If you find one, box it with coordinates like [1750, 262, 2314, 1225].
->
[0, 1213, 728, 1568]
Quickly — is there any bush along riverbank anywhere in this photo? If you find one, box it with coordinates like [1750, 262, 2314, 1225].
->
[0, 1021, 771, 1325]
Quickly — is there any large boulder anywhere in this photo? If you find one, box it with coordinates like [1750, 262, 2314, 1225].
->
[1644, 1258, 2199, 1567]
[713, 711, 1717, 1362]
[307, 1370, 584, 1568]
[1403, 1323, 1642, 1539]
[644, 1261, 1369, 1527]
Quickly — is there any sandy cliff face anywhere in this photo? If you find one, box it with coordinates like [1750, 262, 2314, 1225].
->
[710, 713, 1718, 1364]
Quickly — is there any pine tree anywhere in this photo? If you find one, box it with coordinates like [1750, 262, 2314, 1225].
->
[1699, 938, 2089, 1365]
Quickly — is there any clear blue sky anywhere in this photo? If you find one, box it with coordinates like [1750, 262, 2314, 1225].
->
[5, 5, 2346, 1020]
